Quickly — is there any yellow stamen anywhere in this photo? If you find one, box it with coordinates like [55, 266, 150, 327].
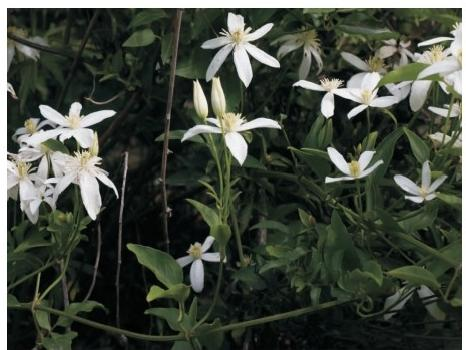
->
[349, 160, 361, 177]
[219, 112, 245, 132]
[188, 243, 203, 259]
[17, 161, 31, 179]
[24, 118, 37, 134]
[320, 77, 344, 91]
[360, 90, 373, 105]
[428, 45, 445, 63]
[66, 111, 82, 129]
[366, 56, 385, 72]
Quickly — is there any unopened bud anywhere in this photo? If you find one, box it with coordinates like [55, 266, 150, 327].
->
[211, 77, 226, 118]
[90, 132, 99, 156]
[193, 80, 208, 119]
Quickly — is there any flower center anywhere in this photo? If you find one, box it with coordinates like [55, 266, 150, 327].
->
[301, 30, 320, 49]
[220, 112, 245, 132]
[366, 56, 385, 72]
[230, 30, 245, 44]
[419, 186, 429, 199]
[17, 161, 31, 179]
[320, 77, 344, 91]
[360, 90, 373, 105]
[24, 118, 37, 134]
[348, 160, 361, 177]
[66, 112, 82, 129]
[75, 151, 93, 168]
[188, 243, 203, 259]
[428, 45, 445, 63]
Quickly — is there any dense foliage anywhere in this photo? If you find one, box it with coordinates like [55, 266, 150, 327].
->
[7, 8, 462, 350]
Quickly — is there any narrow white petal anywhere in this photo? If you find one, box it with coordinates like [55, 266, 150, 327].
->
[418, 37, 453, 47]
[417, 286, 446, 320]
[54, 174, 75, 200]
[361, 72, 381, 91]
[95, 172, 119, 198]
[236, 118, 281, 132]
[334, 88, 362, 103]
[325, 176, 355, 183]
[359, 160, 384, 178]
[341, 52, 370, 71]
[298, 48, 312, 80]
[244, 43, 280, 68]
[327, 147, 350, 175]
[427, 106, 457, 118]
[409, 80, 432, 112]
[421, 161, 431, 189]
[277, 41, 302, 59]
[425, 193, 436, 201]
[176, 255, 194, 268]
[348, 104, 368, 119]
[69, 102, 82, 116]
[428, 175, 447, 193]
[72, 128, 95, 148]
[227, 13, 245, 34]
[7, 43, 15, 70]
[358, 151, 375, 171]
[394, 175, 421, 195]
[181, 125, 222, 142]
[80, 110, 116, 128]
[37, 156, 49, 180]
[30, 199, 42, 215]
[347, 72, 369, 89]
[234, 46, 253, 87]
[310, 47, 323, 74]
[370, 96, 399, 108]
[205, 44, 233, 82]
[418, 59, 460, 79]
[202, 252, 221, 262]
[26, 129, 64, 146]
[405, 195, 425, 203]
[201, 36, 231, 49]
[244, 23, 273, 42]
[383, 287, 413, 320]
[377, 45, 398, 59]
[201, 236, 215, 252]
[79, 172, 102, 220]
[225, 132, 248, 165]
[39, 105, 67, 126]
[321, 92, 335, 118]
[206, 118, 221, 127]
[293, 80, 325, 91]
[190, 259, 204, 293]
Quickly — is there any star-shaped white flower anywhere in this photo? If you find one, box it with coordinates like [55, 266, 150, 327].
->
[336, 72, 398, 119]
[274, 29, 323, 79]
[341, 52, 386, 87]
[201, 12, 280, 87]
[27, 102, 116, 148]
[181, 112, 281, 165]
[325, 147, 383, 183]
[51, 151, 118, 220]
[7, 156, 36, 203]
[394, 161, 447, 203]
[377, 39, 414, 66]
[13, 117, 54, 144]
[176, 236, 222, 293]
[293, 77, 345, 118]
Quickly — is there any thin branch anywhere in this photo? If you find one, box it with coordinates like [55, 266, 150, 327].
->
[115, 152, 129, 329]
[63, 9, 72, 45]
[83, 222, 102, 302]
[85, 90, 125, 105]
[7, 33, 75, 59]
[60, 260, 70, 310]
[55, 9, 101, 109]
[160, 9, 183, 254]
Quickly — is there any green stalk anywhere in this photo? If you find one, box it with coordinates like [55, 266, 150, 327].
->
[230, 204, 247, 266]
[366, 107, 371, 135]
[8, 259, 57, 291]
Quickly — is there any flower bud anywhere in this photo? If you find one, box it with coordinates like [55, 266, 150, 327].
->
[211, 77, 226, 118]
[193, 80, 208, 119]
[90, 131, 99, 156]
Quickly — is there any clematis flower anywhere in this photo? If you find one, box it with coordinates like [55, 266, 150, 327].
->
[325, 147, 383, 183]
[27, 102, 116, 148]
[193, 80, 208, 119]
[428, 102, 461, 118]
[7, 27, 47, 70]
[201, 12, 280, 87]
[17, 142, 63, 179]
[274, 29, 323, 79]
[51, 150, 118, 220]
[429, 132, 462, 149]
[394, 161, 447, 203]
[377, 39, 414, 66]
[293, 77, 345, 118]
[341, 52, 386, 87]
[13, 117, 54, 144]
[7, 156, 36, 202]
[176, 236, 222, 293]
[336, 72, 398, 119]
[182, 112, 281, 165]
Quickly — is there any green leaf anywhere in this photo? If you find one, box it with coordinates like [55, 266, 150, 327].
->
[188, 297, 198, 324]
[41, 332, 78, 350]
[42, 139, 69, 154]
[146, 284, 190, 303]
[377, 63, 428, 87]
[127, 244, 182, 288]
[387, 266, 441, 290]
[123, 29, 157, 47]
[403, 127, 430, 164]
[145, 307, 191, 332]
[210, 224, 231, 250]
[250, 220, 290, 234]
[161, 33, 172, 64]
[186, 199, 220, 230]
[7, 294, 20, 307]
[336, 24, 399, 39]
[56, 301, 106, 328]
[398, 204, 438, 233]
[372, 128, 404, 181]
[196, 318, 225, 350]
[436, 192, 461, 209]
[128, 9, 167, 28]
[171, 341, 193, 350]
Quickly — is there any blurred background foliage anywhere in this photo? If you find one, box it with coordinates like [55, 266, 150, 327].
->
[7, 8, 461, 349]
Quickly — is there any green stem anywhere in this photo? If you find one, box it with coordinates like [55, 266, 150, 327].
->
[355, 180, 364, 215]
[38, 254, 71, 303]
[8, 259, 57, 291]
[366, 108, 371, 135]
[230, 205, 247, 266]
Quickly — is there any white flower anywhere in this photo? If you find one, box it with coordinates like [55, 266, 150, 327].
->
[182, 112, 280, 165]
[7, 27, 47, 71]
[7, 82, 17, 99]
[7, 156, 36, 203]
[201, 12, 280, 87]
[336, 72, 398, 119]
[274, 29, 323, 79]
[377, 39, 414, 66]
[176, 236, 222, 293]
[409, 45, 450, 112]
[21, 169, 57, 224]
[418, 22, 462, 47]
[429, 132, 462, 149]
[384, 81, 411, 103]
[51, 151, 118, 220]
[394, 161, 447, 203]
[211, 77, 227, 117]
[26, 102, 116, 148]
[293, 77, 345, 118]
[17, 142, 62, 178]
[193, 80, 208, 119]
[325, 147, 383, 183]
[428, 102, 461, 118]
[444, 70, 462, 95]
[341, 52, 386, 87]
[13, 117, 54, 144]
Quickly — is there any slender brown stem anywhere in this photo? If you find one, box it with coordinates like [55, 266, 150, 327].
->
[160, 9, 183, 253]
[55, 9, 100, 109]
[116, 152, 129, 328]
[7, 33, 75, 59]
[83, 222, 102, 302]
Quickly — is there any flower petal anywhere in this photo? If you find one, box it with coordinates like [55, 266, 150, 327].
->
[181, 125, 222, 142]
[370, 96, 398, 108]
[428, 175, 447, 193]
[358, 151, 375, 171]
[244, 23, 273, 42]
[72, 128, 95, 148]
[236, 117, 281, 132]
[347, 104, 368, 119]
[234, 46, 253, 87]
[405, 195, 424, 203]
[244, 43, 280, 68]
[418, 37, 453, 47]
[427, 106, 458, 118]
[418, 59, 460, 79]
[361, 72, 381, 91]
[383, 287, 413, 321]
[277, 40, 302, 59]
[80, 110, 116, 128]
[227, 13, 245, 34]
[79, 172, 102, 220]
[26, 129, 64, 146]
[201, 36, 231, 49]
[321, 92, 334, 118]
[95, 172, 119, 198]
[205, 44, 234, 82]
[359, 160, 383, 178]
[201, 236, 215, 252]
[298, 47, 313, 80]
[377, 45, 398, 59]
[293, 80, 325, 91]
[190, 259, 204, 293]
[39, 105, 67, 126]
[69, 102, 82, 116]
[225, 132, 248, 165]
[310, 46, 323, 74]
[409, 80, 432, 112]
[202, 252, 221, 262]
[394, 175, 421, 195]
[327, 147, 349, 175]
[421, 161, 431, 189]
[341, 52, 370, 71]
[347, 72, 370, 88]
[334, 88, 362, 103]
[177, 255, 194, 268]
[325, 176, 355, 183]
